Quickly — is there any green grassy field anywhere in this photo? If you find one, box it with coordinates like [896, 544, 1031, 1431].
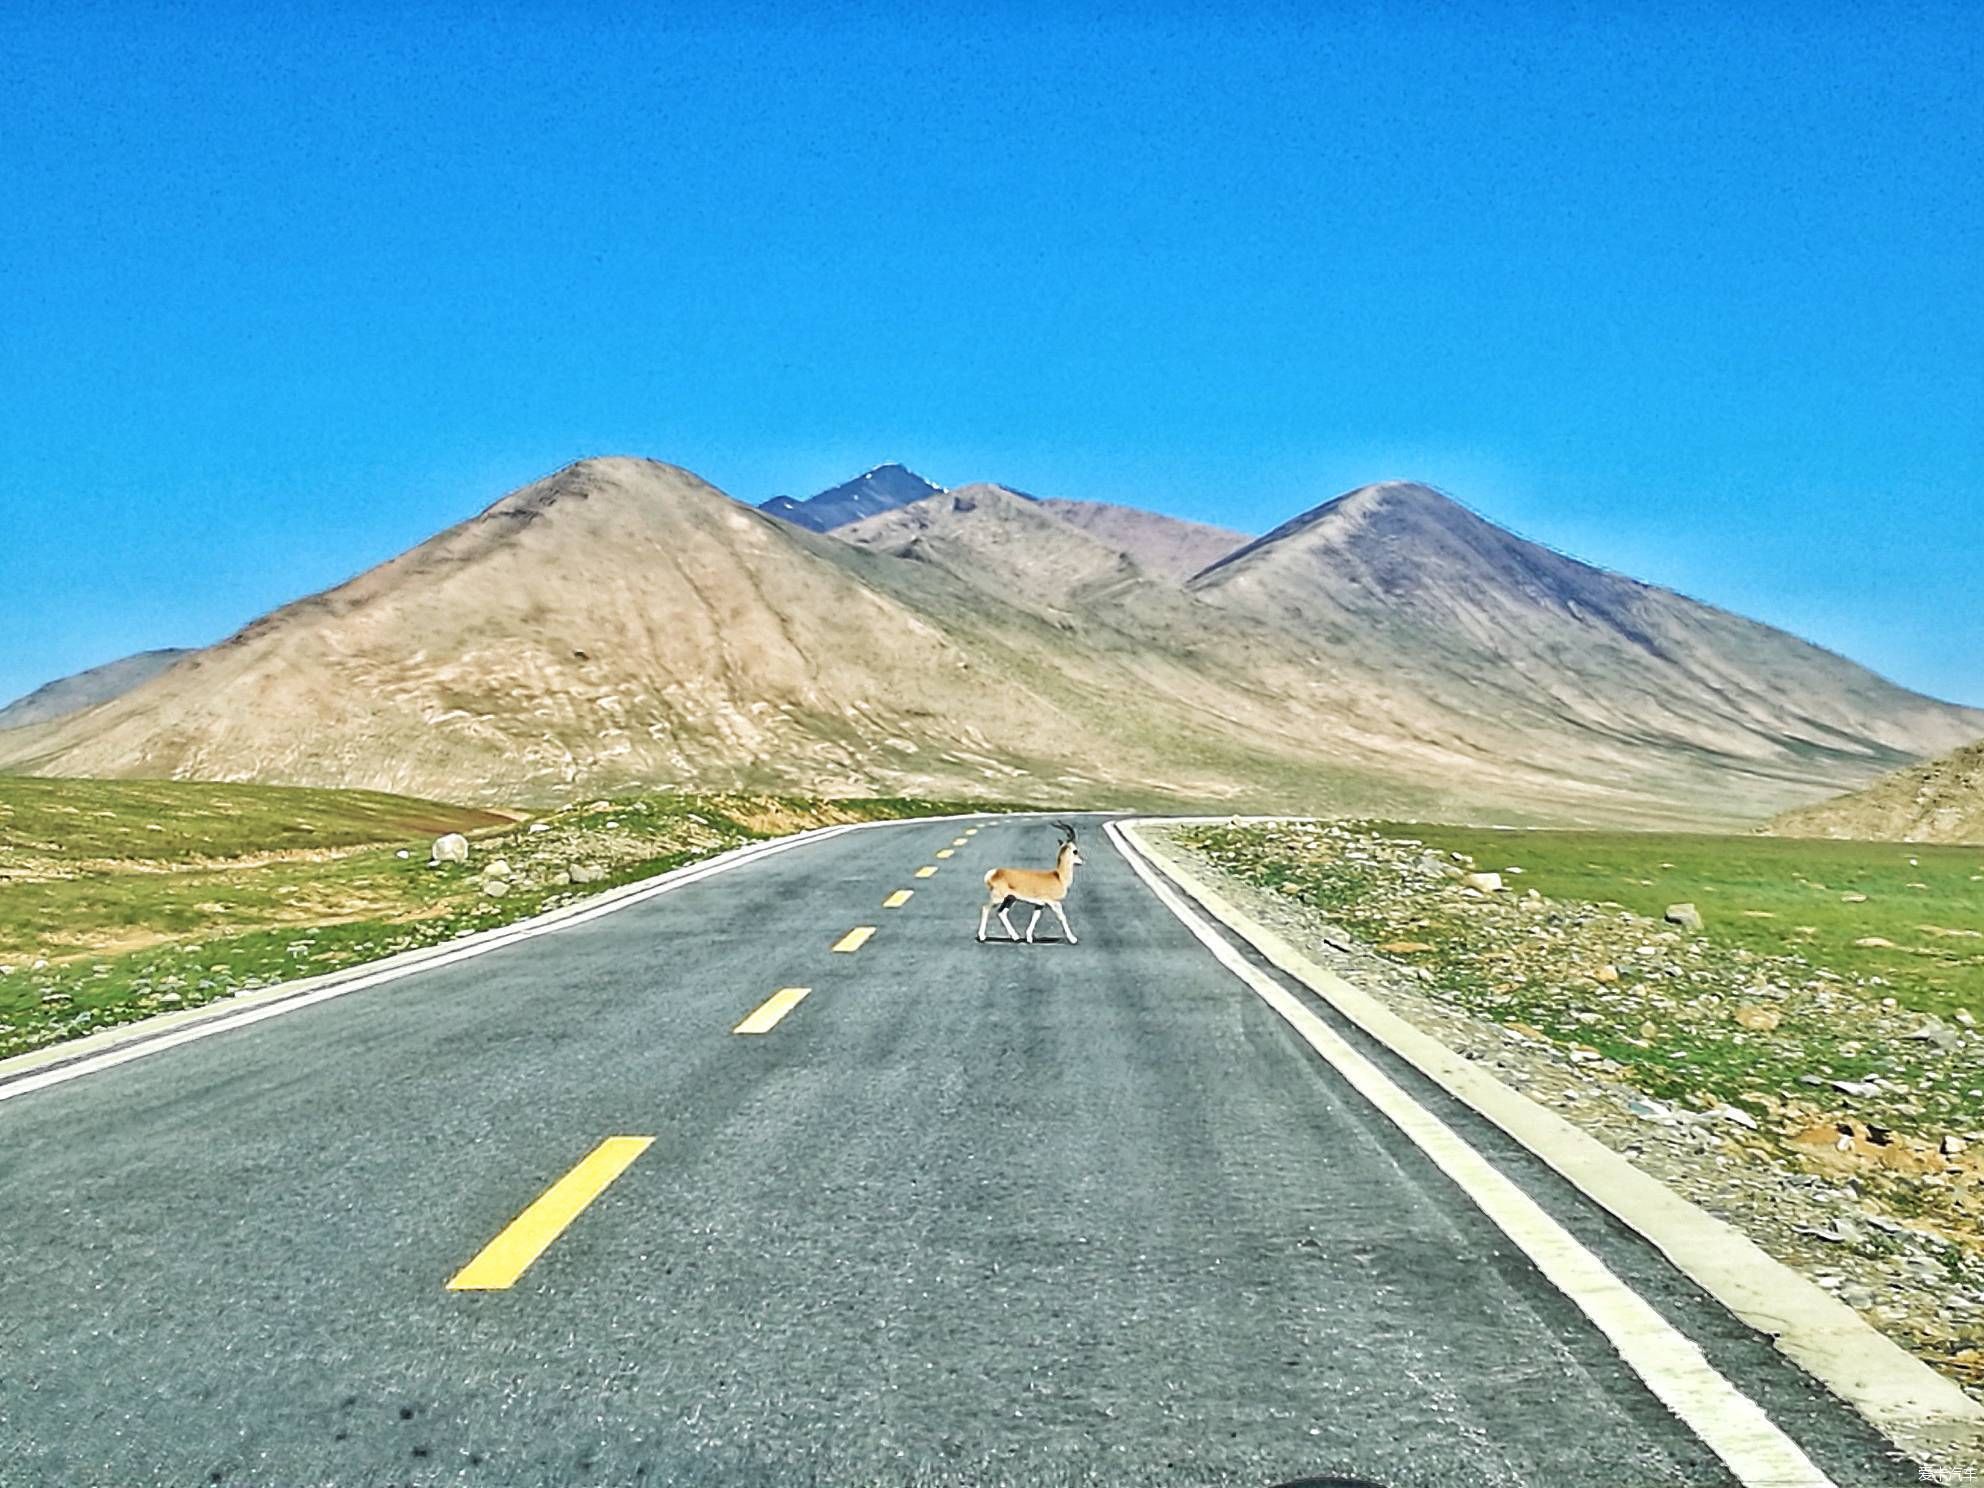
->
[1179, 820, 1984, 1153]
[0, 778, 510, 964]
[0, 776, 512, 865]
[0, 777, 1020, 1061]
[1384, 825, 1984, 1017]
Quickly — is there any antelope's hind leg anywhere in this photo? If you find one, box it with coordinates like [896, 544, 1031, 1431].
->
[998, 903, 1022, 941]
[1024, 905, 1043, 943]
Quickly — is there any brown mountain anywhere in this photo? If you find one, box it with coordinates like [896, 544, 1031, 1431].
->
[4, 460, 1975, 828]
[839, 480, 1984, 824]
[1032, 498, 1247, 581]
[0, 461, 1452, 814]
[1187, 481, 1984, 793]
[835, 485, 1149, 621]
[0, 648, 195, 730]
[1769, 738, 1984, 844]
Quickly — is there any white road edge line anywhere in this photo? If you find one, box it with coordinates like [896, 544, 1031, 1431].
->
[1117, 818, 1983, 1470]
[1107, 819, 1837, 1488]
[0, 810, 1024, 1107]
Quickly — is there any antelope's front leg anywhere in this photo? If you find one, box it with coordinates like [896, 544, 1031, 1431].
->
[1050, 900, 1077, 945]
[1024, 906, 1042, 943]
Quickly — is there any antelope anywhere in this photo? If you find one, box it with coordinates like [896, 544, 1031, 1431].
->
[977, 822, 1083, 944]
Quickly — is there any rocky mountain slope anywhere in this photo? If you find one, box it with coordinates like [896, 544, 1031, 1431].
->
[0, 649, 193, 730]
[0, 461, 1441, 814]
[5, 460, 1976, 828]
[1769, 739, 1984, 844]
[831, 480, 1984, 823]
[1033, 497, 1247, 580]
[836, 485, 1151, 621]
[758, 463, 940, 531]
[1187, 481, 1984, 796]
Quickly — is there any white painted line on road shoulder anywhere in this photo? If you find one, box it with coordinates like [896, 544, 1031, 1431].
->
[1117, 818, 1983, 1471]
[1107, 820, 1837, 1488]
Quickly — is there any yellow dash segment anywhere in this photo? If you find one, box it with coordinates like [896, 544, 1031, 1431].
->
[951, 837, 969, 846]
[734, 986, 812, 1035]
[883, 890, 913, 908]
[964, 827, 979, 835]
[915, 866, 938, 879]
[447, 1136, 654, 1292]
[935, 848, 955, 859]
[832, 926, 875, 953]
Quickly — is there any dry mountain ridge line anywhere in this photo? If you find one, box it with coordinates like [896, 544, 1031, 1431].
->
[757, 461, 943, 532]
[0, 460, 1394, 813]
[831, 476, 1983, 821]
[4, 456, 1977, 828]
[0, 648, 196, 731]
[1185, 480, 1982, 774]
[1026, 497, 1250, 582]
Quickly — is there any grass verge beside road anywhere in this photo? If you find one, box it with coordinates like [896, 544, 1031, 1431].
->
[0, 778, 1020, 1062]
[1184, 821, 1984, 1133]
[1175, 819, 1984, 1395]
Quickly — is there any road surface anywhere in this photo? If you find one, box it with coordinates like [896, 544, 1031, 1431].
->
[0, 815, 1918, 1486]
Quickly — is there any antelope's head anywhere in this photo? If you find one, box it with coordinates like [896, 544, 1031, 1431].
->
[1054, 821, 1084, 867]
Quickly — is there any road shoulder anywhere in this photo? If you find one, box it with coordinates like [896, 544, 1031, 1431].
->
[1120, 816, 1984, 1479]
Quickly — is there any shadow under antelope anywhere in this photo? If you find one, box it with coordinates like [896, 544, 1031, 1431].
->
[977, 822, 1083, 944]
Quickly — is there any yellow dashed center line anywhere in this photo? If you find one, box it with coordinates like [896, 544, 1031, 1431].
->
[883, 890, 913, 908]
[733, 986, 812, 1035]
[964, 828, 979, 836]
[915, 865, 938, 878]
[935, 848, 955, 859]
[951, 837, 969, 847]
[447, 1136, 654, 1292]
[832, 926, 876, 953]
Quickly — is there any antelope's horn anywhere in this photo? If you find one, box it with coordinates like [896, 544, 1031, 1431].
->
[1053, 820, 1078, 842]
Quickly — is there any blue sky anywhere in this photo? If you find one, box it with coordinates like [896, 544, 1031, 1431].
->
[3, 1, 1979, 707]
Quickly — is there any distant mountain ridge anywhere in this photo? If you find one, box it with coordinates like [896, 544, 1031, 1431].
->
[0, 649, 194, 731]
[759, 463, 941, 531]
[1034, 498, 1248, 581]
[761, 466, 1253, 581]
[1186, 480, 1976, 772]
[5, 458, 1977, 830]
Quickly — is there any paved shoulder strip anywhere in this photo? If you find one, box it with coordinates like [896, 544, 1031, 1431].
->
[1108, 820, 1838, 1488]
[1115, 818, 1983, 1471]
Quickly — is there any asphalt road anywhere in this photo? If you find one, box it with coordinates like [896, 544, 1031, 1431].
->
[0, 815, 1919, 1487]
